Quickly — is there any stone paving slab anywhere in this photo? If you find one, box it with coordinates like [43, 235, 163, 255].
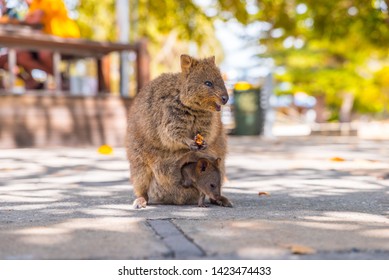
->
[0, 218, 169, 259]
[175, 218, 389, 259]
[148, 220, 204, 259]
[1, 136, 388, 259]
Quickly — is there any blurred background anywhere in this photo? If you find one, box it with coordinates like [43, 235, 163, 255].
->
[1, 0, 389, 146]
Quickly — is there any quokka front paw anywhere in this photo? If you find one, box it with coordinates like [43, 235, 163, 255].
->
[133, 197, 147, 209]
[198, 140, 208, 150]
[189, 141, 207, 151]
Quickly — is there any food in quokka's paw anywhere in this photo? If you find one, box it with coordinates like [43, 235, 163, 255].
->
[194, 133, 204, 146]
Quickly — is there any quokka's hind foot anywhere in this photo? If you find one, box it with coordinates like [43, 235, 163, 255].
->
[133, 197, 148, 209]
[210, 196, 233, 207]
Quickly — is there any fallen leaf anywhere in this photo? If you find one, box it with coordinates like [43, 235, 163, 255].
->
[289, 244, 316, 255]
[377, 173, 389, 180]
[0, 168, 14, 172]
[98, 144, 113, 155]
[258, 192, 270, 196]
[330, 157, 345, 162]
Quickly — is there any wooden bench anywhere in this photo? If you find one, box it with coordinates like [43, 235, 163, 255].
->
[0, 24, 150, 95]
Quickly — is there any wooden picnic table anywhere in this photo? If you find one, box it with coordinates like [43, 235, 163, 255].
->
[0, 23, 150, 95]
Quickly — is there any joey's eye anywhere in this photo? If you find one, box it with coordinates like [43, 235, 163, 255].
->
[204, 81, 213, 87]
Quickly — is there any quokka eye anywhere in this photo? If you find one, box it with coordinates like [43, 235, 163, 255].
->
[204, 81, 213, 87]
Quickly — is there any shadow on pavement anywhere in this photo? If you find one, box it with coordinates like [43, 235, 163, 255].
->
[0, 136, 388, 259]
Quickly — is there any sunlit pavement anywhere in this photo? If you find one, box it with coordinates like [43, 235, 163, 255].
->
[1, 136, 389, 259]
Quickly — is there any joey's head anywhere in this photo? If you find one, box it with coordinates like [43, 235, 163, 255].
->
[179, 54, 229, 112]
[193, 157, 222, 201]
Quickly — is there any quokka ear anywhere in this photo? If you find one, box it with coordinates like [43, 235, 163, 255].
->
[196, 159, 209, 174]
[181, 54, 198, 74]
[181, 164, 196, 188]
[208, 56, 216, 65]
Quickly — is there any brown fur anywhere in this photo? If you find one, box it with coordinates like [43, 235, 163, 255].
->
[127, 54, 229, 208]
[138, 152, 232, 207]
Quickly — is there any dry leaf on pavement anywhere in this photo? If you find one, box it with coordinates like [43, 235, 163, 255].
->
[258, 192, 270, 196]
[98, 144, 113, 155]
[330, 157, 345, 162]
[289, 244, 316, 255]
[377, 173, 389, 180]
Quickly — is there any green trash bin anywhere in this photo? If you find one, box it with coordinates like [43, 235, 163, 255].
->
[233, 87, 264, 135]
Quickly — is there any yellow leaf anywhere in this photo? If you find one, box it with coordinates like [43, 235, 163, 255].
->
[330, 157, 345, 162]
[98, 144, 113, 155]
[289, 244, 316, 255]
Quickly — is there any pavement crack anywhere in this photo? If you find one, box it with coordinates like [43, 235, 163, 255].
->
[170, 219, 207, 257]
[147, 219, 205, 259]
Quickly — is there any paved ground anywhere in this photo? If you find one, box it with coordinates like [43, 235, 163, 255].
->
[1, 136, 388, 259]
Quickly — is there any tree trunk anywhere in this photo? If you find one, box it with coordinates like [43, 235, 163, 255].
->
[340, 92, 354, 123]
[314, 95, 327, 123]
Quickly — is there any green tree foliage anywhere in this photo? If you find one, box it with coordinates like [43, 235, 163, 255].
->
[75, 0, 389, 117]
[76, 0, 249, 74]
[251, 0, 389, 118]
[256, 0, 389, 47]
[76, 0, 116, 41]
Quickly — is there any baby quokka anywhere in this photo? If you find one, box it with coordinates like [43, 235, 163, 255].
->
[180, 152, 232, 208]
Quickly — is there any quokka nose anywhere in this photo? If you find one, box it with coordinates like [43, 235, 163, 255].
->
[221, 95, 229, 105]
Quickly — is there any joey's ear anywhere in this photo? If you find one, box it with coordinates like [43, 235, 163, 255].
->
[196, 159, 209, 174]
[214, 158, 221, 167]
